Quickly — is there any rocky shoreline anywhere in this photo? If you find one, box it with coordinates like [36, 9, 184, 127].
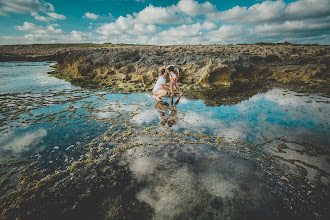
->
[1, 43, 329, 96]
[0, 56, 329, 219]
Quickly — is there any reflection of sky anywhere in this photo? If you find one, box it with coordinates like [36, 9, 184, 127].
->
[131, 89, 330, 145]
[2, 63, 328, 219]
[124, 143, 272, 219]
[1, 62, 329, 159]
[1, 128, 47, 153]
[0, 62, 77, 94]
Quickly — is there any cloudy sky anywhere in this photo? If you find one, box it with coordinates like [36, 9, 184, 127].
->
[0, 0, 329, 45]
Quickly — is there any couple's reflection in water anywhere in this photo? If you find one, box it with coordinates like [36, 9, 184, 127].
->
[154, 96, 181, 127]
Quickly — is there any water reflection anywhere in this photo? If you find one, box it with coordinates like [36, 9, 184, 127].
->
[1, 128, 47, 153]
[148, 89, 330, 146]
[167, 96, 181, 127]
[0, 62, 77, 94]
[153, 96, 182, 127]
[1, 62, 329, 219]
[124, 143, 273, 219]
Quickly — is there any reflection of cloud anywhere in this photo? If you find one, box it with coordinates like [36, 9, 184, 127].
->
[124, 143, 271, 219]
[216, 126, 246, 142]
[136, 166, 196, 219]
[93, 103, 115, 119]
[178, 111, 248, 142]
[131, 109, 158, 125]
[125, 145, 160, 182]
[265, 142, 330, 184]
[1, 128, 47, 153]
[182, 111, 218, 127]
[200, 172, 237, 198]
[144, 88, 330, 145]
[231, 88, 330, 144]
[248, 88, 329, 112]
[110, 103, 138, 112]
[94, 111, 115, 119]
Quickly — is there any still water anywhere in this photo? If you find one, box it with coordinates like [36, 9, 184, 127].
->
[0, 62, 329, 219]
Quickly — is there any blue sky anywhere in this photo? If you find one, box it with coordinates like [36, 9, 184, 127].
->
[0, 0, 329, 45]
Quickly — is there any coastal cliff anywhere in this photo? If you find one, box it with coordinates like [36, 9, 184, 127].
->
[1, 43, 329, 92]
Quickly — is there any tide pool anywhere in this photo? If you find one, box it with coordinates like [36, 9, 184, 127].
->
[0, 62, 329, 219]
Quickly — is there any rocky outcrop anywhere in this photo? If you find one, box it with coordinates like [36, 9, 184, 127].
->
[53, 44, 329, 91]
[1, 43, 329, 91]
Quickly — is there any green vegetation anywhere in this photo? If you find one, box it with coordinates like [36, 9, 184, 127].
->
[53, 74, 72, 82]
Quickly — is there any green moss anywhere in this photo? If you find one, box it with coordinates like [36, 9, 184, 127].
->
[52, 73, 72, 82]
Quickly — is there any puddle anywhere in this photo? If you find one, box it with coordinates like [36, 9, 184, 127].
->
[0, 62, 329, 219]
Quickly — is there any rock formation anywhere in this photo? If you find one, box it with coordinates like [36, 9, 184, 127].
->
[54, 44, 330, 91]
[1, 43, 329, 92]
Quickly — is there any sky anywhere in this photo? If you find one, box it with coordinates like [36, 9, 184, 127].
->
[0, 0, 329, 45]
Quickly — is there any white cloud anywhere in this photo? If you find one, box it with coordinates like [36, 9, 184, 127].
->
[44, 2, 54, 12]
[97, 15, 133, 36]
[108, 13, 115, 20]
[1, 30, 96, 45]
[209, 0, 286, 24]
[134, 0, 217, 24]
[208, 0, 330, 25]
[71, 30, 88, 41]
[207, 25, 251, 44]
[96, 15, 159, 37]
[96, 0, 219, 44]
[0, 0, 41, 16]
[202, 21, 217, 30]
[93, 0, 329, 45]
[30, 11, 66, 21]
[83, 12, 100, 20]
[135, 4, 190, 24]
[149, 22, 218, 45]
[159, 22, 217, 40]
[285, 0, 330, 19]
[133, 23, 159, 34]
[31, 11, 53, 22]
[177, 0, 217, 17]
[256, 20, 330, 35]
[0, 0, 66, 22]
[47, 12, 66, 20]
[2, 0, 330, 45]
[15, 22, 62, 34]
[1, 28, 100, 45]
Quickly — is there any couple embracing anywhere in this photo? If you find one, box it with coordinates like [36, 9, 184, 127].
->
[152, 65, 183, 101]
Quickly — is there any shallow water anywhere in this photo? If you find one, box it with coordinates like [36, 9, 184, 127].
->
[0, 62, 329, 219]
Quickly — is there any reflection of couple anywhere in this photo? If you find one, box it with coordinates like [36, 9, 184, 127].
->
[154, 96, 181, 127]
[152, 65, 182, 101]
